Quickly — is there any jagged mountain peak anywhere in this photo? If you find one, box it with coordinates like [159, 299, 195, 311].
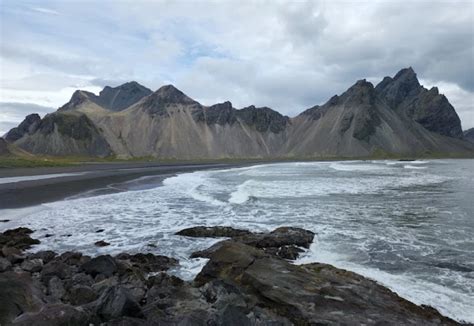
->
[375, 67, 421, 109]
[151, 85, 197, 104]
[4, 113, 41, 142]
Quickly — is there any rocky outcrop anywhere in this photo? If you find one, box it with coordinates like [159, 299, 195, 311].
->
[7, 67, 474, 159]
[196, 241, 458, 325]
[0, 226, 461, 325]
[177, 226, 314, 260]
[4, 114, 41, 142]
[464, 128, 474, 143]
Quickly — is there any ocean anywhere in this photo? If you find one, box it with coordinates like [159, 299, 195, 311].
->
[1, 159, 473, 323]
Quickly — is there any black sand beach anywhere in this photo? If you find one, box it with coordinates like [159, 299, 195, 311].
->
[0, 162, 244, 209]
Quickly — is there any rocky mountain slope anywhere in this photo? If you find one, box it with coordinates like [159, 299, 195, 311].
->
[464, 128, 474, 143]
[6, 68, 474, 159]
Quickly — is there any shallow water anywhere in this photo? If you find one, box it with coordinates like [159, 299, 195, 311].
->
[1, 159, 473, 322]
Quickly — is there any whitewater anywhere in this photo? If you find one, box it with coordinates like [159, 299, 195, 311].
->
[1, 159, 473, 323]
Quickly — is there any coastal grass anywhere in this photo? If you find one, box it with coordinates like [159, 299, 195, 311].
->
[1, 150, 472, 169]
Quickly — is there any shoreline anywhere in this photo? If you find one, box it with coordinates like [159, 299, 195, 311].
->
[0, 162, 250, 209]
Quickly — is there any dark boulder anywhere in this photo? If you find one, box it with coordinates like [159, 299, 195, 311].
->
[29, 250, 57, 264]
[236, 227, 314, 249]
[41, 260, 72, 282]
[0, 227, 40, 250]
[115, 253, 177, 273]
[0, 271, 44, 325]
[182, 226, 315, 260]
[81, 255, 117, 277]
[47, 276, 66, 301]
[0, 256, 12, 271]
[95, 240, 110, 247]
[12, 303, 91, 326]
[67, 285, 98, 305]
[58, 251, 86, 266]
[176, 226, 252, 238]
[93, 286, 144, 321]
[20, 258, 44, 273]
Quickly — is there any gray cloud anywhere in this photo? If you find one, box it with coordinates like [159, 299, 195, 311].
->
[1, 0, 473, 128]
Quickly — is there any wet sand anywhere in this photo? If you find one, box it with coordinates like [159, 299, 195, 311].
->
[0, 162, 244, 209]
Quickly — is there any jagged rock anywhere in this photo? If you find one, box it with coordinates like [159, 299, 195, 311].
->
[12, 303, 91, 325]
[0, 227, 40, 250]
[2, 246, 26, 264]
[48, 276, 66, 301]
[92, 276, 119, 295]
[237, 227, 314, 249]
[28, 251, 57, 264]
[4, 113, 41, 142]
[81, 255, 118, 277]
[95, 240, 111, 247]
[93, 286, 144, 321]
[70, 272, 94, 287]
[115, 253, 177, 273]
[464, 128, 474, 143]
[20, 258, 43, 273]
[0, 271, 44, 325]
[0, 256, 12, 271]
[58, 251, 87, 265]
[176, 226, 252, 238]
[195, 241, 458, 325]
[41, 260, 72, 282]
[181, 226, 314, 260]
[68, 285, 98, 305]
[376, 67, 463, 138]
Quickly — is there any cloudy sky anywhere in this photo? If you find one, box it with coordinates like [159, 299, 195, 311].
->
[1, 0, 473, 135]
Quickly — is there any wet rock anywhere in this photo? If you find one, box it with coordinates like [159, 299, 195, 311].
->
[95, 240, 110, 247]
[68, 285, 98, 305]
[0, 227, 40, 250]
[92, 276, 119, 295]
[266, 244, 303, 260]
[0, 271, 44, 325]
[236, 226, 314, 249]
[41, 260, 72, 282]
[93, 286, 144, 321]
[115, 253, 178, 273]
[28, 250, 56, 264]
[48, 276, 66, 301]
[81, 255, 117, 277]
[0, 256, 12, 271]
[21, 258, 43, 273]
[12, 303, 91, 325]
[176, 226, 252, 238]
[59, 251, 85, 265]
[181, 226, 314, 260]
[195, 241, 459, 325]
[2, 246, 26, 263]
[71, 272, 94, 287]
[0, 219, 10, 223]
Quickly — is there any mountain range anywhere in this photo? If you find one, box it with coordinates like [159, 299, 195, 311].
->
[4, 68, 474, 159]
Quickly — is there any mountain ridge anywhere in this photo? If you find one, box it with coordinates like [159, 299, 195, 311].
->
[6, 68, 474, 159]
